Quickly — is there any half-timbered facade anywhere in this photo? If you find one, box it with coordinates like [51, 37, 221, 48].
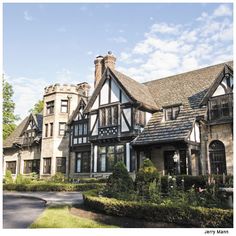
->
[3, 114, 42, 176]
[3, 52, 233, 178]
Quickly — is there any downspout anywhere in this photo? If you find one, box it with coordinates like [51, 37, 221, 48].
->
[67, 95, 72, 179]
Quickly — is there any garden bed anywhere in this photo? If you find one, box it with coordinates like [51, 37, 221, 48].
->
[83, 191, 233, 228]
[3, 182, 105, 192]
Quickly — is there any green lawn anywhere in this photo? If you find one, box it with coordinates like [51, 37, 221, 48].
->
[30, 205, 118, 228]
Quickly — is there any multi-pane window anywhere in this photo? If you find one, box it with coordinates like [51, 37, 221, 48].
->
[24, 160, 40, 174]
[73, 121, 88, 145]
[97, 145, 125, 172]
[45, 124, 48, 137]
[56, 157, 66, 173]
[61, 100, 68, 113]
[43, 158, 51, 174]
[50, 123, 53, 136]
[165, 106, 180, 121]
[46, 101, 54, 115]
[6, 161, 16, 174]
[23, 130, 35, 144]
[75, 152, 90, 173]
[209, 141, 227, 175]
[99, 106, 118, 127]
[209, 94, 233, 121]
[59, 122, 66, 136]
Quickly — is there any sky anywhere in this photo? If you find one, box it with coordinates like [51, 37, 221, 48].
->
[3, 2, 233, 122]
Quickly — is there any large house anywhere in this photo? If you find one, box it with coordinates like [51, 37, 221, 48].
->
[3, 52, 233, 178]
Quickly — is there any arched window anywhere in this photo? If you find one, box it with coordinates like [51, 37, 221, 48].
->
[209, 140, 227, 174]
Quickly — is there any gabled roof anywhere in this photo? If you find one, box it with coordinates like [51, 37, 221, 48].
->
[200, 64, 233, 105]
[144, 61, 233, 110]
[84, 67, 158, 113]
[3, 116, 29, 148]
[133, 61, 233, 146]
[68, 97, 88, 124]
[3, 113, 43, 149]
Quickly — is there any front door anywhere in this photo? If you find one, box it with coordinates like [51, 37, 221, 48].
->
[164, 151, 175, 175]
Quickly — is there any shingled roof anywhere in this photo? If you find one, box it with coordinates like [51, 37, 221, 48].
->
[132, 61, 233, 145]
[110, 69, 158, 110]
[3, 116, 29, 148]
[3, 113, 43, 148]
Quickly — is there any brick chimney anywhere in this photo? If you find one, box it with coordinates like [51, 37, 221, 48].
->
[103, 51, 116, 70]
[94, 51, 116, 87]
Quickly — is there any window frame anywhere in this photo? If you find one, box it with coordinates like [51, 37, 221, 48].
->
[59, 122, 67, 136]
[99, 105, 118, 128]
[6, 161, 16, 174]
[24, 159, 40, 174]
[75, 152, 90, 173]
[43, 158, 51, 174]
[72, 120, 88, 145]
[61, 100, 68, 113]
[97, 145, 126, 172]
[164, 106, 180, 121]
[56, 157, 66, 173]
[46, 101, 54, 115]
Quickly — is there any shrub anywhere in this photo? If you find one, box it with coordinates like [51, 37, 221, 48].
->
[15, 174, 32, 184]
[102, 161, 134, 199]
[50, 172, 66, 183]
[4, 170, 14, 184]
[83, 191, 233, 228]
[79, 178, 107, 183]
[3, 182, 105, 192]
[135, 159, 159, 197]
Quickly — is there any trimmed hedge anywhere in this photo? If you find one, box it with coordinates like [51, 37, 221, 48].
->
[83, 191, 233, 228]
[79, 178, 107, 184]
[3, 183, 104, 192]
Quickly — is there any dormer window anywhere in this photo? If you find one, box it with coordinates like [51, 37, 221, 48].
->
[164, 106, 180, 121]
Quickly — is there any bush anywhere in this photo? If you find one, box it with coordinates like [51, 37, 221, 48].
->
[83, 191, 233, 228]
[135, 159, 159, 197]
[79, 178, 107, 183]
[50, 172, 66, 183]
[15, 174, 32, 184]
[3, 182, 105, 192]
[102, 162, 134, 199]
[4, 170, 14, 184]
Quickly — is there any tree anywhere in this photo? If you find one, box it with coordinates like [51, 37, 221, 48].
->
[29, 99, 44, 114]
[3, 77, 19, 140]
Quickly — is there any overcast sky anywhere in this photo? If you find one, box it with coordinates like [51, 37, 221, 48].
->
[3, 3, 233, 122]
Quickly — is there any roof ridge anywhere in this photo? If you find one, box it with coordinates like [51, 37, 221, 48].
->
[143, 60, 233, 85]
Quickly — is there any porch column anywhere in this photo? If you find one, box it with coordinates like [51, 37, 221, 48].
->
[126, 143, 130, 172]
[93, 145, 97, 172]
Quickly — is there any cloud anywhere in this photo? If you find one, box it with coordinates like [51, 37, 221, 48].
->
[24, 11, 33, 21]
[213, 4, 232, 17]
[117, 4, 233, 83]
[108, 36, 127, 43]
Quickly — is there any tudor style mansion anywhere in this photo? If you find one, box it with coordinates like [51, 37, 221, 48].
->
[3, 52, 233, 179]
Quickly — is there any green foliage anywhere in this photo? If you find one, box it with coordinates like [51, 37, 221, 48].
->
[83, 191, 233, 228]
[3, 78, 20, 140]
[4, 170, 14, 184]
[135, 158, 159, 197]
[15, 174, 32, 184]
[50, 172, 66, 183]
[29, 99, 44, 114]
[103, 161, 134, 199]
[3, 182, 104, 192]
[79, 178, 107, 183]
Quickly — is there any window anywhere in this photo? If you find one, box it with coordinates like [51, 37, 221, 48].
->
[24, 160, 40, 174]
[165, 106, 180, 121]
[23, 130, 35, 144]
[75, 152, 90, 173]
[99, 105, 118, 127]
[56, 157, 66, 173]
[46, 101, 54, 115]
[209, 141, 227, 174]
[61, 100, 68, 113]
[43, 158, 51, 174]
[98, 145, 125, 172]
[59, 122, 66, 136]
[209, 94, 233, 121]
[50, 123, 53, 136]
[45, 124, 48, 137]
[6, 161, 16, 174]
[73, 121, 88, 145]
